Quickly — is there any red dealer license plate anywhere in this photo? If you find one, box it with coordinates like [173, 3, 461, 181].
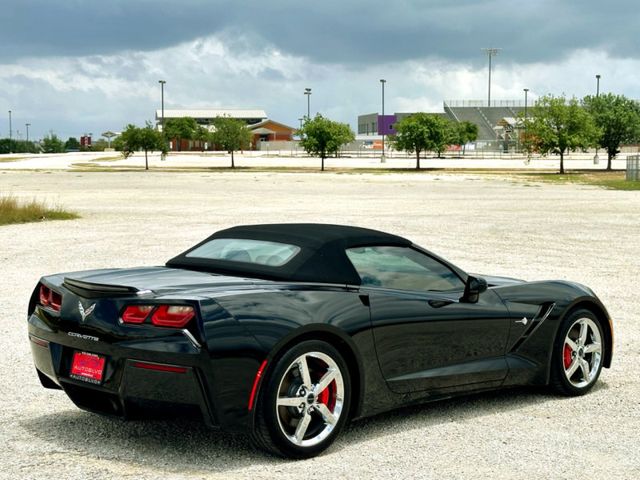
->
[70, 351, 106, 384]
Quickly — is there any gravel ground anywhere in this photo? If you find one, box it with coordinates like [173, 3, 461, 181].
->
[0, 169, 638, 479]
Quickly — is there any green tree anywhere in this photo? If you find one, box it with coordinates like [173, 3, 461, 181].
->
[451, 121, 479, 155]
[41, 133, 65, 153]
[194, 125, 211, 152]
[583, 93, 640, 170]
[65, 137, 80, 150]
[120, 122, 167, 170]
[522, 95, 599, 174]
[390, 113, 452, 168]
[298, 114, 355, 171]
[164, 117, 198, 151]
[0, 139, 38, 154]
[210, 117, 252, 168]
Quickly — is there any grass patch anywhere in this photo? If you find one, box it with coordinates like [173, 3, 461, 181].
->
[520, 171, 640, 190]
[89, 155, 124, 162]
[0, 157, 25, 163]
[0, 196, 79, 226]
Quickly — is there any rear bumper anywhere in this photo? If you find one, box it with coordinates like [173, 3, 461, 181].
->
[28, 319, 218, 427]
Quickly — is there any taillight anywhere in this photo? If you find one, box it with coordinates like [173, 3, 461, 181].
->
[122, 305, 154, 324]
[151, 305, 195, 328]
[121, 304, 195, 328]
[39, 284, 62, 312]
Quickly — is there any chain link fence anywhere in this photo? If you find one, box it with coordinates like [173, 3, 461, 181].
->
[627, 155, 640, 181]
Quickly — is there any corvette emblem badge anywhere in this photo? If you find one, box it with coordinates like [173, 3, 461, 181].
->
[79, 302, 96, 322]
[516, 317, 529, 326]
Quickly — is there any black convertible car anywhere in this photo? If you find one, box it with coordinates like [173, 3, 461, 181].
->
[28, 224, 613, 458]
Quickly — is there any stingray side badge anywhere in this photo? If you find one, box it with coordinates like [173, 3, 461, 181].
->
[515, 317, 529, 326]
[79, 302, 96, 322]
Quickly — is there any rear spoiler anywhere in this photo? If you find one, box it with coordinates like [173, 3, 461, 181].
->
[63, 277, 139, 298]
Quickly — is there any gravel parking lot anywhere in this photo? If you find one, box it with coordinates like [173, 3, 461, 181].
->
[1, 169, 638, 479]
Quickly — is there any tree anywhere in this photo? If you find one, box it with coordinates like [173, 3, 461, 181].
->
[210, 117, 252, 168]
[298, 114, 355, 171]
[41, 133, 65, 153]
[0, 139, 38, 154]
[164, 117, 198, 151]
[120, 122, 167, 170]
[64, 137, 80, 151]
[194, 125, 211, 152]
[390, 113, 452, 169]
[451, 121, 479, 155]
[583, 93, 640, 170]
[522, 95, 599, 174]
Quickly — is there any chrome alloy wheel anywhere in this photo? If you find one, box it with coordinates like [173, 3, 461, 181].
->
[563, 317, 602, 388]
[275, 351, 344, 447]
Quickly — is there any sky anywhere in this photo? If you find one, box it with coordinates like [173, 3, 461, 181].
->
[1, 0, 639, 140]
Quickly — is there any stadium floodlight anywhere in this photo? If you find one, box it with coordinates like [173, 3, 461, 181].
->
[482, 48, 501, 107]
[304, 88, 312, 119]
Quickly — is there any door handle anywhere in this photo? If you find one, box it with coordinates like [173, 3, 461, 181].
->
[428, 299, 454, 308]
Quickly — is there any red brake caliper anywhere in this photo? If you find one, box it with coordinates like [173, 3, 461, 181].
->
[563, 343, 573, 369]
[318, 380, 337, 411]
[318, 384, 329, 405]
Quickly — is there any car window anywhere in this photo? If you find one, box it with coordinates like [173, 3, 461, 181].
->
[346, 246, 465, 292]
[186, 238, 300, 267]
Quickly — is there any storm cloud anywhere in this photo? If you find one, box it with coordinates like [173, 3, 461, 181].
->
[1, 0, 639, 64]
[1, 0, 639, 140]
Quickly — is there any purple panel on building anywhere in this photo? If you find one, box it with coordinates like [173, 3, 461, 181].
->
[378, 115, 397, 135]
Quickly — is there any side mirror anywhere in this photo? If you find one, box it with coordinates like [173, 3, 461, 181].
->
[463, 276, 488, 303]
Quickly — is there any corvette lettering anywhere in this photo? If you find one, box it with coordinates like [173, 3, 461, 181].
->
[67, 332, 99, 342]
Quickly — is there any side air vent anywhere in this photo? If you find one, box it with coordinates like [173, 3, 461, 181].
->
[63, 278, 139, 298]
[509, 302, 556, 353]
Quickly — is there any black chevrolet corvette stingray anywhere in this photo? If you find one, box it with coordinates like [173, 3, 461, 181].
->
[28, 224, 613, 458]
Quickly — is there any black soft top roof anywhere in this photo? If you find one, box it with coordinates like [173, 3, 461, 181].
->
[166, 223, 412, 285]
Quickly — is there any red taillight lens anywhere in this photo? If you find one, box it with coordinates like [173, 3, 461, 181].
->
[39, 285, 50, 306]
[39, 284, 62, 312]
[50, 291, 62, 310]
[151, 305, 195, 328]
[122, 305, 154, 324]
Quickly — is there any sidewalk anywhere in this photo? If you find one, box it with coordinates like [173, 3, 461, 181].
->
[0, 151, 629, 171]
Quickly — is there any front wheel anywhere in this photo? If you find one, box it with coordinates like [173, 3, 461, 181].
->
[550, 309, 605, 396]
[252, 340, 351, 458]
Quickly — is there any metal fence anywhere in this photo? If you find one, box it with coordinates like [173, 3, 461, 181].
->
[444, 100, 527, 108]
[627, 155, 640, 181]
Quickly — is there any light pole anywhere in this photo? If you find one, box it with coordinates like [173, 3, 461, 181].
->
[8, 110, 12, 154]
[25, 123, 30, 142]
[482, 48, 500, 107]
[158, 80, 166, 131]
[380, 79, 386, 163]
[159, 80, 167, 157]
[523, 88, 529, 161]
[594, 74, 601, 164]
[304, 88, 312, 119]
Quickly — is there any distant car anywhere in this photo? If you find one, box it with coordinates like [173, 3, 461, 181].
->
[28, 224, 613, 458]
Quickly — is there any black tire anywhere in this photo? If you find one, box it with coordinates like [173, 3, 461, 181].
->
[550, 309, 605, 396]
[251, 340, 351, 459]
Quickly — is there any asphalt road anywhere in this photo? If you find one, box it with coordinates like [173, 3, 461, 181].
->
[1, 170, 638, 479]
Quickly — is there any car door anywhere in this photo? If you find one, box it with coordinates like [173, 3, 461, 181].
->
[346, 246, 511, 394]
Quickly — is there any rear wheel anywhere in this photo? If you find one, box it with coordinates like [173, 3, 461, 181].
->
[252, 340, 351, 458]
[551, 309, 604, 396]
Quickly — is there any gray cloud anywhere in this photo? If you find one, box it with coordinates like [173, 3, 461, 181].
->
[1, 0, 638, 65]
